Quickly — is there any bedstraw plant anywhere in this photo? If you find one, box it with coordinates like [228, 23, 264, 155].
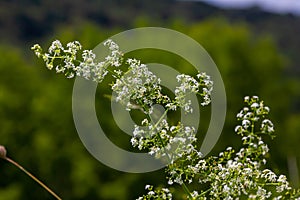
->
[28, 39, 300, 199]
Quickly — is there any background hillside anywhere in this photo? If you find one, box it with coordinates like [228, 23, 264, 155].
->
[1, 0, 300, 73]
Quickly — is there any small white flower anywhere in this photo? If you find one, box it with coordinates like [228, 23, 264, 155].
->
[242, 119, 251, 129]
[251, 102, 259, 109]
[145, 185, 151, 190]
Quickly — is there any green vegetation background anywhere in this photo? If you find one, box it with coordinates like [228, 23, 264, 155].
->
[0, 0, 299, 199]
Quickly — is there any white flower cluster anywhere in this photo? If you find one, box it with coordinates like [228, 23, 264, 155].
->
[131, 118, 200, 165]
[111, 58, 168, 113]
[197, 155, 272, 199]
[33, 41, 213, 190]
[197, 72, 213, 106]
[260, 170, 291, 194]
[142, 97, 300, 200]
[32, 39, 213, 115]
[235, 96, 274, 138]
[167, 72, 213, 113]
[137, 185, 172, 200]
[31, 39, 122, 82]
[32, 40, 300, 199]
[184, 97, 295, 199]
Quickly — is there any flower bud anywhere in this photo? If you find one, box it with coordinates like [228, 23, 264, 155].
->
[0, 145, 7, 158]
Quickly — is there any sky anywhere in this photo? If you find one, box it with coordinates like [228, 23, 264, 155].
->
[184, 0, 300, 15]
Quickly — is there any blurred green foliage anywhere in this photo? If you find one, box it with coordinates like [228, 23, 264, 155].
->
[0, 16, 299, 199]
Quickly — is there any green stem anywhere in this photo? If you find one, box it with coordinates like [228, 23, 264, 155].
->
[182, 182, 194, 199]
[265, 182, 280, 186]
[251, 120, 255, 135]
[148, 109, 193, 199]
[197, 188, 212, 199]
[47, 56, 65, 59]
[151, 109, 169, 131]
[4, 157, 62, 200]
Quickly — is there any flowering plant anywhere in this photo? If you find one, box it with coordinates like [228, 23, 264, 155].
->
[31, 40, 300, 199]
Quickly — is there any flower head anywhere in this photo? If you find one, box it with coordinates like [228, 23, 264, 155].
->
[0, 145, 7, 159]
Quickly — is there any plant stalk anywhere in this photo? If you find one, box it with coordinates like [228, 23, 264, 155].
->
[4, 157, 62, 200]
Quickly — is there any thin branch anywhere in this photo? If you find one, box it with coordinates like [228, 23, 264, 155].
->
[0, 145, 62, 200]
